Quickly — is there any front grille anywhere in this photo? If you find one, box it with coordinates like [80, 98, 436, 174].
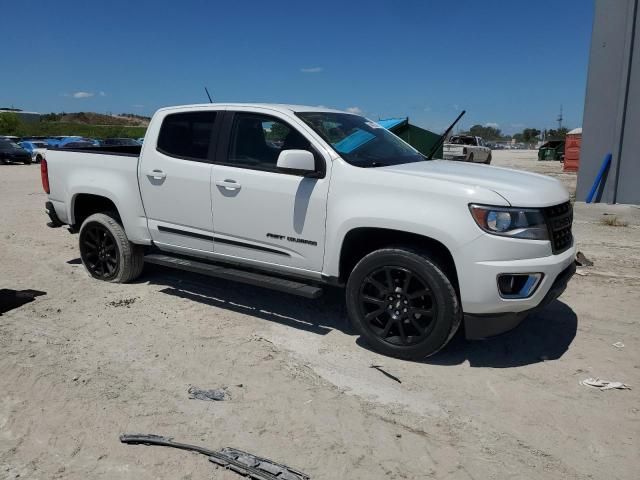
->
[543, 201, 573, 254]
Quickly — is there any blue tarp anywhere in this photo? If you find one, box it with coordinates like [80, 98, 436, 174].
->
[376, 118, 406, 130]
[333, 130, 375, 154]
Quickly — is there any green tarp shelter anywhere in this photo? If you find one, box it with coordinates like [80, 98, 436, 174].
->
[377, 118, 443, 158]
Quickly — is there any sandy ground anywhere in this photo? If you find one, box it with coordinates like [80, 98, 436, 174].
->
[1, 150, 639, 480]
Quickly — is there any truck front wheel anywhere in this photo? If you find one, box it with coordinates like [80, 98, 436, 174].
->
[78, 212, 144, 283]
[346, 248, 461, 359]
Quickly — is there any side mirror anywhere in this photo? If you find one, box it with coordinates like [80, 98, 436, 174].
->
[276, 149, 316, 175]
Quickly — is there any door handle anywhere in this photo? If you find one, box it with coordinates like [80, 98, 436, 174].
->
[215, 179, 241, 191]
[147, 169, 167, 179]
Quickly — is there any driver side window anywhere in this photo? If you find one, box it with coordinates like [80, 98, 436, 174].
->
[227, 113, 311, 171]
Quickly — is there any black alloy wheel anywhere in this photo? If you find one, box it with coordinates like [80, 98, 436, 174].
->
[358, 266, 437, 346]
[79, 222, 120, 280]
[346, 247, 461, 359]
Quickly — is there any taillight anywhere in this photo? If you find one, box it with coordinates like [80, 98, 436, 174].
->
[41, 158, 50, 194]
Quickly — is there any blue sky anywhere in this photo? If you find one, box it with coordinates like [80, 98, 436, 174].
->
[2, 0, 593, 134]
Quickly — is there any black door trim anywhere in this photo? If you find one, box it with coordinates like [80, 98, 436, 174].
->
[158, 225, 213, 241]
[214, 236, 290, 256]
[157, 225, 290, 257]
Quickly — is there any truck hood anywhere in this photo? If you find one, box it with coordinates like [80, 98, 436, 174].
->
[381, 160, 569, 207]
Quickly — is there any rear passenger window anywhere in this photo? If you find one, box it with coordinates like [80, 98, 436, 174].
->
[157, 111, 217, 161]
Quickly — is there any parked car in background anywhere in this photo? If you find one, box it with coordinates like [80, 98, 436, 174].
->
[100, 138, 140, 147]
[58, 137, 99, 148]
[0, 138, 32, 164]
[18, 140, 48, 163]
[443, 135, 492, 164]
[45, 137, 99, 149]
[60, 141, 99, 149]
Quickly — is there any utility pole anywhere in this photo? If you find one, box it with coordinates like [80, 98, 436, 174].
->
[557, 105, 563, 130]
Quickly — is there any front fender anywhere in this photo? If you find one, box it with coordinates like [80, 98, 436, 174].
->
[322, 159, 507, 277]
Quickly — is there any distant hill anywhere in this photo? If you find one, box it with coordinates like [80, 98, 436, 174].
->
[41, 112, 151, 127]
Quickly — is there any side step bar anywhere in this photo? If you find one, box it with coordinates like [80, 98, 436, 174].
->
[144, 253, 323, 299]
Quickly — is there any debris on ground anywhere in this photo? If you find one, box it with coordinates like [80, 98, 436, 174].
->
[119, 434, 310, 480]
[188, 386, 228, 401]
[370, 365, 402, 384]
[107, 297, 137, 308]
[575, 270, 589, 276]
[612, 342, 625, 349]
[210, 447, 310, 480]
[575, 251, 594, 267]
[580, 378, 631, 391]
[600, 215, 629, 227]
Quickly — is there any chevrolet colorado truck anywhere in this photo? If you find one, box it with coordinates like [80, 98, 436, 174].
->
[443, 135, 492, 164]
[42, 104, 576, 359]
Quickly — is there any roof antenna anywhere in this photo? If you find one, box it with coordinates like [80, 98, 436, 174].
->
[204, 87, 213, 103]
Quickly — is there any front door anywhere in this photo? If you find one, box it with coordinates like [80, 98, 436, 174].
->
[210, 110, 330, 274]
[138, 109, 220, 253]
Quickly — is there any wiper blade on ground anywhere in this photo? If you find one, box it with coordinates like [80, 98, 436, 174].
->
[120, 434, 310, 480]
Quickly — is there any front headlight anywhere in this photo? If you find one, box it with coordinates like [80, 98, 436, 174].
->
[469, 204, 548, 240]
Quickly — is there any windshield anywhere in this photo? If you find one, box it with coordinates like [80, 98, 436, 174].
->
[296, 112, 425, 167]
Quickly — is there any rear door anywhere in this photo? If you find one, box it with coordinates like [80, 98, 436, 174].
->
[210, 109, 330, 274]
[139, 109, 221, 254]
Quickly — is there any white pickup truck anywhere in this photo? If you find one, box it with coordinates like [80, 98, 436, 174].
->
[42, 103, 576, 359]
[443, 135, 492, 164]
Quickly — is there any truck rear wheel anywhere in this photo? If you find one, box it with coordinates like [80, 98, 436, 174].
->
[485, 153, 492, 165]
[78, 212, 144, 283]
[467, 153, 474, 162]
[346, 247, 461, 360]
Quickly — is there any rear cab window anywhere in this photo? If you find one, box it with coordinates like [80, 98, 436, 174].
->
[157, 111, 218, 161]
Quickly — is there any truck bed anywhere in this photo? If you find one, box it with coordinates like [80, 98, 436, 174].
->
[46, 147, 151, 245]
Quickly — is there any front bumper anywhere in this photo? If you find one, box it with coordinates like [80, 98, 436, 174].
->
[464, 261, 576, 339]
[457, 235, 576, 315]
[2, 153, 31, 163]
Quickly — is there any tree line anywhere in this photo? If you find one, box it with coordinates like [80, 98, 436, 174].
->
[461, 124, 570, 143]
[0, 112, 146, 139]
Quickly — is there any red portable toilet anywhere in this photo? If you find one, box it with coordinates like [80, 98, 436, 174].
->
[564, 127, 582, 172]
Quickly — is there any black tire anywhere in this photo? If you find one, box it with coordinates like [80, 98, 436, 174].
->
[484, 153, 492, 165]
[79, 212, 144, 283]
[35, 154, 43, 163]
[346, 247, 461, 360]
[23, 157, 32, 165]
[467, 153, 474, 162]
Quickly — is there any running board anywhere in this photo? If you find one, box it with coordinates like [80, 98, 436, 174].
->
[144, 253, 323, 299]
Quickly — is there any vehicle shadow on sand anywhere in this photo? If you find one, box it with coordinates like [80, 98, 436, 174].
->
[423, 300, 578, 368]
[142, 264, 351, 337]
[140, 264, 577, 368]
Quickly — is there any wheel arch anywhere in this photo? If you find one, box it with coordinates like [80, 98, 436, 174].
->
[71, 193, 121, 228]
[337, 227, 459, 291]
